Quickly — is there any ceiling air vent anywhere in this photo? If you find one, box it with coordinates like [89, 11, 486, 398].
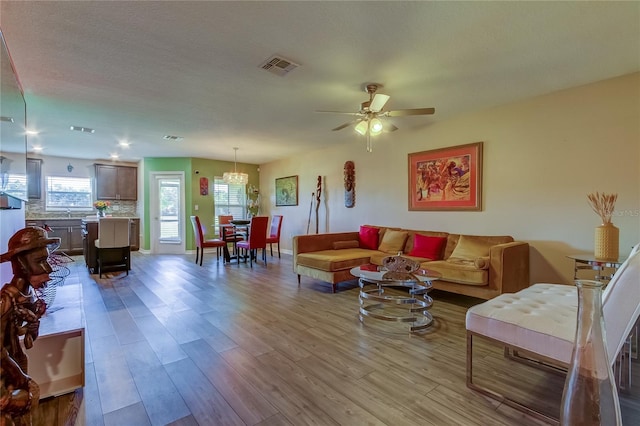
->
[163, 135, 184, 141]
[259, 55, 299, 77]
[0, 116, 15, 123]
[70, 125, 95, 134]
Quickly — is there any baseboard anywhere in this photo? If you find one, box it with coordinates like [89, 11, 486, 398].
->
[140, 248, 292, 256]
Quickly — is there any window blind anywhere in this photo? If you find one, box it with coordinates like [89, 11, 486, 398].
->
[213, 178, 246, 232]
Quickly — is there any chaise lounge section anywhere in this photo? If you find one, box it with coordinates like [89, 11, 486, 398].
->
[293, 225, 529, 298]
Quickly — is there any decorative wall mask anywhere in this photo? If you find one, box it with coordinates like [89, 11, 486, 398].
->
[199, 177, 209, 195]
[344, 161, 355, 208]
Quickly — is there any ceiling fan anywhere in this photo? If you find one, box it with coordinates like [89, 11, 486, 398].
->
[317, 83, 435, 152]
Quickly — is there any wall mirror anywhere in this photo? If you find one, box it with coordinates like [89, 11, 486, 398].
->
[0, 29, 27, 203]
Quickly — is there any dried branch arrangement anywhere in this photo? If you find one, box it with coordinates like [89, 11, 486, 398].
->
[587, 192, 618, 224]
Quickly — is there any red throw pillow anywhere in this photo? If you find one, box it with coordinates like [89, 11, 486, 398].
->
[409, 234, 447, 260]
[359, 226, 380, 250]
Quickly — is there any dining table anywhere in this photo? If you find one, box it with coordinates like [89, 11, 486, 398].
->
[220, 220, 250, 263]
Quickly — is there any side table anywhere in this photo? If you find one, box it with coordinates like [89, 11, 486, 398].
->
[566, 254, 626, 282]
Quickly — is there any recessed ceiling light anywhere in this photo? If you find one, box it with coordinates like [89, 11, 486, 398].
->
[26, 129, 39, 135]
[110, 153, 119, 159]
[70, 125, 95, 134]
[118, 140, 130, 147]
[32, 146, 43, 152]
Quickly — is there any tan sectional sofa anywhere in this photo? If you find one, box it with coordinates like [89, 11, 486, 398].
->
[293, 225, 529, 299]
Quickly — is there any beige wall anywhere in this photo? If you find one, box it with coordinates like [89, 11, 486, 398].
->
[259, 72, 640, 285]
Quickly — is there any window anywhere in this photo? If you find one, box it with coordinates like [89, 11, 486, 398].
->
[46, 176, 93, 211]
[158, 177, 181, 242]
[1, 173, 27, 200]
[213, 178, 246, 233]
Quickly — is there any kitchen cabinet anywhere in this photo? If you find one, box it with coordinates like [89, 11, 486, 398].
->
[130, 218, 140, 251]
[81, 220, 98, 273]
[27, 158, 42, 199]
[27, 219, 83, 255]
[95, 164, 137, 200]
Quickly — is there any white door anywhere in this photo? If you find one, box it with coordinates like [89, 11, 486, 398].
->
[150, 172, 185, 254]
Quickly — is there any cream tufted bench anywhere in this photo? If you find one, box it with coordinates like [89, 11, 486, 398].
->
[466, 245, 640, 424]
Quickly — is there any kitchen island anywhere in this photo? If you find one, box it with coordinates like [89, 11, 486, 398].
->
[81, 217, 139, 273]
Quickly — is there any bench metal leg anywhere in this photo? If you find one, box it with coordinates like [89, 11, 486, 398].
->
[466, 331, 560, 425]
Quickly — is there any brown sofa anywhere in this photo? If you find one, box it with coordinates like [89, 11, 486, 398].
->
[293, 225, 529, 299]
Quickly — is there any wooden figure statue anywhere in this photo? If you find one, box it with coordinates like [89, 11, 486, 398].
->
[1, 227, 60, 426]
[315, 176, 322, 234]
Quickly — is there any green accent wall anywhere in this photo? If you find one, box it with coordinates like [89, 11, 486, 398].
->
[142, 157, 259, 252]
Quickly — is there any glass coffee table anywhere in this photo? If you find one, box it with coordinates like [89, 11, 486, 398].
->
[350, 261, 441, 333]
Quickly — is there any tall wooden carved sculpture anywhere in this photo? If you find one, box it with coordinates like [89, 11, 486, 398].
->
[1, 227, 60, 426]
[315, 176, 322, 234]
[344, 161, 355, 208]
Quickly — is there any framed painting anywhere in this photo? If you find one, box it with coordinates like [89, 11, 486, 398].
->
[275, 175, 298, 206]
[408, 142, 483, 211]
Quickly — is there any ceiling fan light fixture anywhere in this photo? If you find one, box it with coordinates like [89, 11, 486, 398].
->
[223, 147, 249, 185]
[354, 120, 368, 136]
[369, 118, 383, 135]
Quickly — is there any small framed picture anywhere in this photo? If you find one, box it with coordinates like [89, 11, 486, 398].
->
[275, 175, 298, 206]
[409, 142, 483, 211]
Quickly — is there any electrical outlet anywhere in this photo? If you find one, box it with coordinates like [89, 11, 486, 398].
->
[112, 205, 120, 211]
[195, 204, 199, 211]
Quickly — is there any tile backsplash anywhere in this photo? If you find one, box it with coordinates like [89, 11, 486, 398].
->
[26, 199, 138, 219]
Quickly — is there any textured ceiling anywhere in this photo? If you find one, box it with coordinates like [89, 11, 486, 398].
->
[1, 1, 639, 165]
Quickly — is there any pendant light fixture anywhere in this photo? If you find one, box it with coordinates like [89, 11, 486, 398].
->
[223, 147, 249, 185]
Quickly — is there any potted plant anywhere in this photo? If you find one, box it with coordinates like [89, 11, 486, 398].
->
[247, 185, 260, 218]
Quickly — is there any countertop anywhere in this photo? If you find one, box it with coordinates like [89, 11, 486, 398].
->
[27, 216, 139, 221]
[81, 216, 139, 223]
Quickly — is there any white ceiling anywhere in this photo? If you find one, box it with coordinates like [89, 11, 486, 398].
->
[1, 1, 639, 165]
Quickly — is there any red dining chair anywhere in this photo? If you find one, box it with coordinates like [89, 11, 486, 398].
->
[190, 216, 226, 266]
[219, 214, 244, 256]
[236, 216, 269, 268]
[265, 215, 283, 258]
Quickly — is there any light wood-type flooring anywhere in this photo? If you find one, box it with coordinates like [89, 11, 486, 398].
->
[31, 252, 639, 425]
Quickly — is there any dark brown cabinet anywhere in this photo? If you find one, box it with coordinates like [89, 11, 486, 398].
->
[95, 164, 137, 200]
[130, 218, 140, 251]
[81, 220, 98, 272]
[27, 158, 42, 199]
[27, 219, 83, 255]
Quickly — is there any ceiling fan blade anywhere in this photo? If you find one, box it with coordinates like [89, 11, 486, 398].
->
[316, 110, 361, 116]
[331, 119, 362, 131]
[384, 122, 399, 132]
[370, 94, 390, 112]
[386, 107, 435, 117]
